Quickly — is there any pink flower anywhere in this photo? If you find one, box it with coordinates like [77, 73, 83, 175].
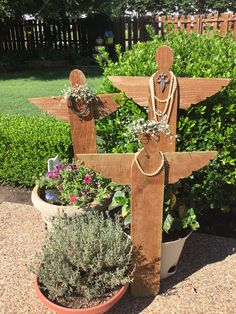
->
[84, 174, 91, 184]
[47, 171, 60, 179]
[69, 195, 77, 203]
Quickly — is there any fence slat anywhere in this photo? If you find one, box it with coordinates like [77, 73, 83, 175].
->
[0, 13, 236, 55]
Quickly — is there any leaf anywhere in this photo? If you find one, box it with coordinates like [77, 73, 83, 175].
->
[163, 214, 174, 234]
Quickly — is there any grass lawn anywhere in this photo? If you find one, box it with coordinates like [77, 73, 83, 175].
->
[0, 66, 103, 116]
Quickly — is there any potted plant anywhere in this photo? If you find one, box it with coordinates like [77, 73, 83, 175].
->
[31, 161, 113, 228]
[111, 182, 199, 279]
[109, 116, 199, 279]
[32, 212, 133, 313]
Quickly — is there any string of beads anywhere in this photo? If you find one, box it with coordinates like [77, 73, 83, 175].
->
[149, 71, 177, 122]
[134, 149, 165, 177]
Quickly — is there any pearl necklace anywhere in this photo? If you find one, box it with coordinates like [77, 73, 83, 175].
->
[135, 149, 165, 177]
[149, 71, 177, 122]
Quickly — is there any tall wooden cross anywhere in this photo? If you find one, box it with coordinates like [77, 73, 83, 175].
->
[76, 46, 230, 297]
[29, 69, 120, 156]
[108, 45, 230, 152]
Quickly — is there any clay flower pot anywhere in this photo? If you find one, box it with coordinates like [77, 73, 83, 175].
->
[160, 232, 191, 279]
[35, 277, 128, 314]
[31, 185, 111, 228]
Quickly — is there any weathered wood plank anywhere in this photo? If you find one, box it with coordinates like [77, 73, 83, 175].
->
[76, 151, 217, 185]
[76, 153, 135, 185]
[149, 46, 178, 151]
[28, 96, 69, 121]
[131, 161, 164, 296]
[68, 69, 97, 155]
[178, 77, 230, 109]
[108, 76, 230, 109]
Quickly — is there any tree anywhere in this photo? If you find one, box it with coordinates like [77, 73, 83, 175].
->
[0, 0, 235, 22]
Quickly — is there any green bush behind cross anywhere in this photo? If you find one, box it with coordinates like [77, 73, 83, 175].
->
[0, 30, 235, 212]
[96, 29, 236, 212]
[0, 114, 73, 186]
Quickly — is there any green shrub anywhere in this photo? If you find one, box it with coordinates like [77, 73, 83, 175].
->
[0, 113, 73, 187]
[34, 212, 132, 307]
[97, 30, 236, 211]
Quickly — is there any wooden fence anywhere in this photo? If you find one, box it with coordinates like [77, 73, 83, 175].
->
[119, 13, 236, 50]
[0, 13, 236, 55]
[156, 13, 236, 38]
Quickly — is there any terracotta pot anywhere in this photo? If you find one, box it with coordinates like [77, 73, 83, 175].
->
[160, 232, 191, 279]
[31, 185, 111, 228]
[35, 277, 128, 314]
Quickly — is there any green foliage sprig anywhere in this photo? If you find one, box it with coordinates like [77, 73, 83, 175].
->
[33, 212, 132, 307]
[111, 184, 199, 235]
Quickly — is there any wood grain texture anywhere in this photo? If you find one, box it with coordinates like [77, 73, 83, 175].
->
[28, 93, 121, 121]
[108, 76, 149, 106]
[131, 162, 164, 296]
[95, 94, 120, 119]
[67, 69, 97, 155]
[28, 96, 69, 121]
[76, 153, 134, 185]
[69, 69, 86, 87]
[108, 76, 230, 109]
[76, 151, 217, 185]
[148, 47, 178, 151]
[165, 151, 217, 183]
[178, 77, 230, 109]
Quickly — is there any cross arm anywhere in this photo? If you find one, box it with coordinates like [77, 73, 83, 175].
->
[178, 78, 230, 109]
[28, 96, 69, 121]
[165, 151, 217, 184]
[76, 153, 135, 185]
[28, 93, 121, 121]
[108, 76, 149, 107]
[108, 76, 230, 110]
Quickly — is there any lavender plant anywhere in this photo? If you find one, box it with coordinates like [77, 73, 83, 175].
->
[33, 212, 132, 308]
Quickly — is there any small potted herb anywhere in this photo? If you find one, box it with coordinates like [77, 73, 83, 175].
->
[32, 212, 133, 314]
[31, 161, 113, 228]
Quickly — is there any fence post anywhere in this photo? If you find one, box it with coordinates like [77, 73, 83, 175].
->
[220, 13, 229, 37]
[233, 14, 236, 39]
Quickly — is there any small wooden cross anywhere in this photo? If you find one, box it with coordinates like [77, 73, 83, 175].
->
[77, 142, 217, 296]
[29, 69, 120, 156]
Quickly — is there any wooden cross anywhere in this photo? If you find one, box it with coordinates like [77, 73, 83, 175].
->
[76, 46, 230, 297]
[108, 45, 230, 152]
[77, 144, 217, 296]
[29, 69, 120, 156]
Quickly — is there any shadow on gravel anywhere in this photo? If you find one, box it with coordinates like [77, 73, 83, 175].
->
[108, 233, 236, 313]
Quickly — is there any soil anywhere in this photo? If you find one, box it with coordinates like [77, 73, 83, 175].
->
[0, 183, 235, 239]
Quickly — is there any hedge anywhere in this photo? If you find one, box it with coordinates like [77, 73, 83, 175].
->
[0, 113, 73, 187]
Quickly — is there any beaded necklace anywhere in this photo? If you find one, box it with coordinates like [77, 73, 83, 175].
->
[134, 149, 165, 177]
[149, 71, 177, 122]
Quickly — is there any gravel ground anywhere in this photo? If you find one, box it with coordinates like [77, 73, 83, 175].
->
[0, 201, 236, 314]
